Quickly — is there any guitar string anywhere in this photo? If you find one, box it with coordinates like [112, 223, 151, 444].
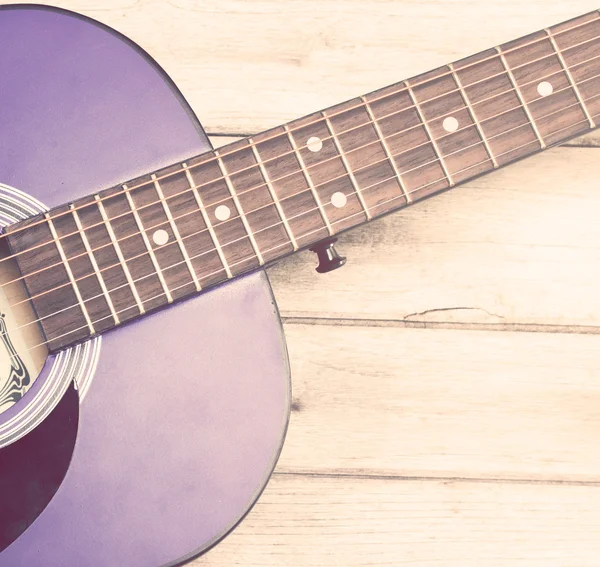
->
[3, 38, 600, 299]
[4, 109, 596, 357]
[2, 44, 600, 306]
[0, 17, 599, 330]
[0, 13, 597, 247]
[1, 64, 599, 312]
[1, 25, 599, 266]
[23, 113, 594, 355]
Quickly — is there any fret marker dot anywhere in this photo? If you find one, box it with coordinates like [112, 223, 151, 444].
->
[215, 205, 231, 221]
[152, 229, 169, 246]
[443, 116, 459, 133]
[307, 136, 323, 152]
[537, 81, 553, 97]
[331, 192, 347, 208]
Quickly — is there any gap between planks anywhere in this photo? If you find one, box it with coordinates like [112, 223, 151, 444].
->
[282, 316, 600, 336]
[273, 470, 600, 487]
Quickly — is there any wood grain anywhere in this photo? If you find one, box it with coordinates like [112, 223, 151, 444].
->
[274, 323, 600, 482]
[193, 474, 600, 567]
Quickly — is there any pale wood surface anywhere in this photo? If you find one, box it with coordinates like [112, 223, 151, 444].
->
[271, 324, 600, 483]
[199, 475, 600, 567]
[7, 0, 600, 565]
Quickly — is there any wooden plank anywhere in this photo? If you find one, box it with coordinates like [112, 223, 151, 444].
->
[276, 323, 600, 482]
[21, 1, 600, 140]
[262, 147, 600, 327]
[194, 474, 600, 567]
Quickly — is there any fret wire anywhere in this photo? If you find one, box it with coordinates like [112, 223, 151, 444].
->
[0, 65, 562, 292]
[44, 213, 96, 335]
[179, 113, 598, 284]
[323, 114, 372, 220]
[66, 16, 600, 207]
[360, 96, 412, 203]
[136, 13, 590, 201]
[13, 104, 600, 354]
[249, 142, 299, 250]
[6, 36, 600, 264]
[405, 82, 455, 187]
[21, 52, 573, 275]
[9, 69, 598, 309]
[447, 63, 499, 169]
[83, 44, 600, 229]
[29, 115, 541, 322]
[10, 16, 600, 350]
[545, 27, 596, 128]
[283, 124, 333, 235]
[123, 184, 173, 303]
[182, 163, 232, 279]
[495, 45, 546, 149]
[95, 195, 145, 314]
[6, 79, 593, 308]
[70, 205, 120, 325]
[7, 32, 600, 302]
[215, 154, 264, 265]
[27, 111, 574, 351]
[4, 16, 600, 253]
[152, 174, 201, 291]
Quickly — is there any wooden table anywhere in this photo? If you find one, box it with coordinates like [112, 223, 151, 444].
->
[9, 1, 600, 565]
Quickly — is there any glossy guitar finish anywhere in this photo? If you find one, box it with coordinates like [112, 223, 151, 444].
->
[0, 6, 290, 566]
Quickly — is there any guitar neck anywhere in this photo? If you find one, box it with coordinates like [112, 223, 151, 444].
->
[7, 10, 600, 352]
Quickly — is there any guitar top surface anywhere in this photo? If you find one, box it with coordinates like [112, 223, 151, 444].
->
[0, 6, 290, 566]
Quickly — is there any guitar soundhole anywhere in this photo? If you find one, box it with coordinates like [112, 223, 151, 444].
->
[0, 237, 47, 415]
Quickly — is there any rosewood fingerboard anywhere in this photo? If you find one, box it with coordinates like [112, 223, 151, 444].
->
[7, 10, 600, 352]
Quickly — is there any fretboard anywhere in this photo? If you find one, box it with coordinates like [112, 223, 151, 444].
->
[7, 10, 600, 352]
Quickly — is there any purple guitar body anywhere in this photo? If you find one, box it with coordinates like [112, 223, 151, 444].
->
[0, 5, 290, 566]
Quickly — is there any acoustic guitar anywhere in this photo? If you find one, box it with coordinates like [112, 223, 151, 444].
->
[0, 4, 598, 565]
